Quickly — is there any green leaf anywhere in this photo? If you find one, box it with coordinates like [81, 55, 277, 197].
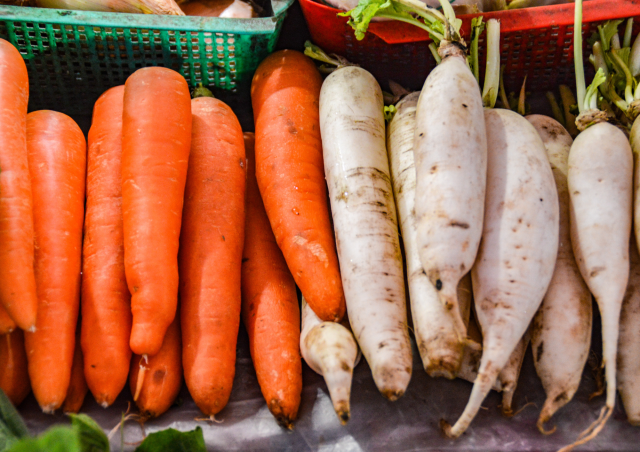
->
[0, 389, 29, 450]
[68, 414, 109, 452]
[584, 68, 607, 110]
[468, 16, 485, 82]
[598, 20, 624, 51]
[340, 0, 446, 43]
[134, 427, 206, 452]
[7, 427, 81, 452]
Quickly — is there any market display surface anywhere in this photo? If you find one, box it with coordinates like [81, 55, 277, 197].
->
[0, 0, 639, 451]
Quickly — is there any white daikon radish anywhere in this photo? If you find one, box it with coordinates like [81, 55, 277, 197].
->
[556, 4, 633, 449]
[630, 113, 640, 259]
[320, 66, 412, 400]
[617, 237, 640, 425]
[300, 297, 359, 424]
[445, 108, 559, 437]
[386, 92, 473, 378]
[526, 114, 592, 434]
[566, 121, 632, 445]
[413, 45, 487, 343]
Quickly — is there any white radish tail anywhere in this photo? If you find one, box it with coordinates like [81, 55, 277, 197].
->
[446, 108, 559, 437]
[564, 121, 632, 449]
[617, 237, 640, 425]
[457, 305, 528, 404]
[413, 48, 488, 342]
[300, 297, 359, 424]
[320, 66, 412, 400]
[527, 114, 593, 434]
[498, 331, 529, 416]
[387, 92, 470, 378]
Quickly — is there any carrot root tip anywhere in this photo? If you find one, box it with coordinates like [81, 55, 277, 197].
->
[133, 355, 149, 402]
[275, 415, 295, 431]
[41, 405, 56, 415]
[100, 401, 109, 409]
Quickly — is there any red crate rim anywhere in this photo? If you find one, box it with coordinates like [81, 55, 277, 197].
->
[300, 0, 640, 44]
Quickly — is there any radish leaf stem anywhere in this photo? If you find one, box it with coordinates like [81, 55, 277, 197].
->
[574, 0, 586, 113]
[482, 19, 500, 109]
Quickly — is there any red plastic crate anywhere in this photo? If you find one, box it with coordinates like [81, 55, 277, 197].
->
[299, 0, 640, 91]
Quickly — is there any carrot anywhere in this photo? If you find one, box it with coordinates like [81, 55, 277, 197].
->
[251, 50, 345, 323]
[179, 88, 245, 417]
[122, 67, 192, 357]
[24, 110, 86, 414]
[0, 329, 31, 406]
[0, 306, 16, 335]
[129, 312, 182, 419]
[63, 328, 88, 413]
[81, 85, 132, 408]
[241, 132, 302, 429]
[0, 39, 38, 331]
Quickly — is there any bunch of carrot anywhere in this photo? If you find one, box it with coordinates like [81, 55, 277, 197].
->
[0, 35, 347, 429]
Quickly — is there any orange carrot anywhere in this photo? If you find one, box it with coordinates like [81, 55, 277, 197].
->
[122, 67, 192, 357]
[129, 313, 182, 419]
[24, 110, 86, 413]
[179, 88, 245, 416]
[241, 132, 302, 429]
[251, 50, 345, 323]
[63, 328, 88, 413]
[0, 329, 30, 406]
[0, 306, 16, 335]
[81, 85, 132, 408]
[0, 39, 38, 331]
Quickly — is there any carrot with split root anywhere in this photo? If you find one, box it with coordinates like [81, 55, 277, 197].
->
[300, 297, 358, 424]
[82, 85, 132, 408]
[63, 329, 88, 413]
[241, 132, 302, 429]
[180, 87, 245, 417]
[122, 67, 191, 357]
[25, 110, 86, 414]
[251, 49, 345, 323]
[0, 39, 38, 332]
[129, 313, 182, 419]
[0, 329, 30, 406]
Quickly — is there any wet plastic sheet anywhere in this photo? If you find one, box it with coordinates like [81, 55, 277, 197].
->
[16, 319, 640, 452]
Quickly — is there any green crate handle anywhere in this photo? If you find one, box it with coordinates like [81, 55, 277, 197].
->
[0, 0, 294, 115]
[0, 0, 294, 33]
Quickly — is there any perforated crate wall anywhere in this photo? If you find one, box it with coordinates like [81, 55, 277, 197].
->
[0, 1, 292, 115]
[300, 0, 640, 92]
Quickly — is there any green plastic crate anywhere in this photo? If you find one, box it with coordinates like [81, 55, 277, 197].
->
[0, 0, 293, 115]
